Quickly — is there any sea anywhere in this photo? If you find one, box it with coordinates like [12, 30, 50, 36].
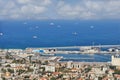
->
[0, 20, 120, 62]
[55, 53, 111, 62]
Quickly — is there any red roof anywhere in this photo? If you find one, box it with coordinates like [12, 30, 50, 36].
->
[53, 72, 60, 75]
[39, 77, 47, 80]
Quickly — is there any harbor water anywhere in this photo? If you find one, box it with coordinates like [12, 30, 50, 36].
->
[55, 53, 111, 62]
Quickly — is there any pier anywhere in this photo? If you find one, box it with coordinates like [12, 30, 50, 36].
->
[39, 45, 120, 49]
[63, 58, 94, 60]
[55, 51, 119, 54]
[26, 44, 120, 54]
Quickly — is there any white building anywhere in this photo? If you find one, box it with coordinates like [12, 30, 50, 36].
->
[80, 47, 100, 53]
[108, 48, 120, 52]
[45, 65, 55, 72]
[67, 61, 81, 69]
[67, 61, 73, 68]
[111, 55, 120, 66]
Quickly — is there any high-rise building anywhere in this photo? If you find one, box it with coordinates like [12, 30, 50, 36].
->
[111, 55, 120, 66]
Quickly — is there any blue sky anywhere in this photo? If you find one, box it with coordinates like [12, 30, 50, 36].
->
[0, 0, 120, 20]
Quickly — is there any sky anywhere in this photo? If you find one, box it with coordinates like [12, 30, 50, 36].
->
[0, 0, 120, 20]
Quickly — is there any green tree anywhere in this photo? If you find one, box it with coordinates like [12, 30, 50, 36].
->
[27, 67, 34, 72]
[2, 77, 6, 80]
[50, 77, 56, 80]
[0, 63, 2, 66]
[1, 68, 6, 73]
[114, 69, 120, 74]
[5, 55, 10, 59]
[38, 60, 41, 64]
[8, 68, 14, 73]
[85, 67, 92, 73]
[20, 58, 27, 64]
[33, 78, 37, 80]
[0, 57, 2, 60]
[24, 76, 29, 79]
[98, 77, 102, 80]
[5, 64, 11, 67]
[44, 61, 49, 65]
[109, 66, 116, 70]
[58, 74, 63, 78]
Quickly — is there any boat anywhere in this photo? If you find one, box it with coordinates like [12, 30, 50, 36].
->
[72, 32, 78, 35]
[0, 33, 3, 36]
[33, 36, 37, 38]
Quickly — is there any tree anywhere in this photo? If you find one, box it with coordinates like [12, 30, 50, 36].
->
[24, 76, 29, 79]
[5, 54, 13, 59]
[114, 69, 120, 74]
[27, 67, 34, 72]
[21, 58, 26, 64]
[38, 60, 41, 64]
[0, 57, 2, 61]
[109, 66, 116, 70]
[50, 77, 56, 80]
[98, 77, 102, 80]
[2, 77, 6, 80]
[5, 55, 10, 59]
[85, 67, 91, 73]
[1, 68, 6, 73]
[5, 64, 11, 67]
[12, 59, 16, 63]
[33, 78, 37, 80]
[8, 68, 14, 73]
[18, 69, 26, 75]
[58, 74, 63, 78]
[44, 61, 49, 65]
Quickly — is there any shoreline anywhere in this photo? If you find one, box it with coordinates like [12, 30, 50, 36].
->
[0, 44, 120, 49]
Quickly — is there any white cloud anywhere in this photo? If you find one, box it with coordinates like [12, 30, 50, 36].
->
[21, 5, 46, 14]
[43, 0, 51, 5]
[17, 0, 51, 6]
[57, 0, 120, 20]
[57, 3, 96, 19]
[0, 0, 120, 20]
[0, 0, 52, 20]
[17, 0, 30, 4]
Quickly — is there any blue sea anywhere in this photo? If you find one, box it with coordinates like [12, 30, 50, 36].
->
[0, 20, 120, 49]
[55, 53, 111, 62]
[0, 20, 120, 62]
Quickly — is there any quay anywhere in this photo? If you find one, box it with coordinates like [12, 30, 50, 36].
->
[55, 51, 119, 54]
[38, 45, 120, 49]
[63, 57, 94, 60]
[25, 44, 120, 54]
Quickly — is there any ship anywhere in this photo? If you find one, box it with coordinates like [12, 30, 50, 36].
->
[32, 49, 55, 56]
[80, 47, 100, 53]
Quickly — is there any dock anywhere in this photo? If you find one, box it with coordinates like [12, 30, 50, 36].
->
[39, 45, 120, 49]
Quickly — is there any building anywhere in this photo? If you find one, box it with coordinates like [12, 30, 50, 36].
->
[32, 48, 56, 54]
[67, 61, 81, 69]
[45, 65, 55, 72]
[80, 47, 100, 53]
[108, 48, 120, 53]
[111, 55, 120, 66]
